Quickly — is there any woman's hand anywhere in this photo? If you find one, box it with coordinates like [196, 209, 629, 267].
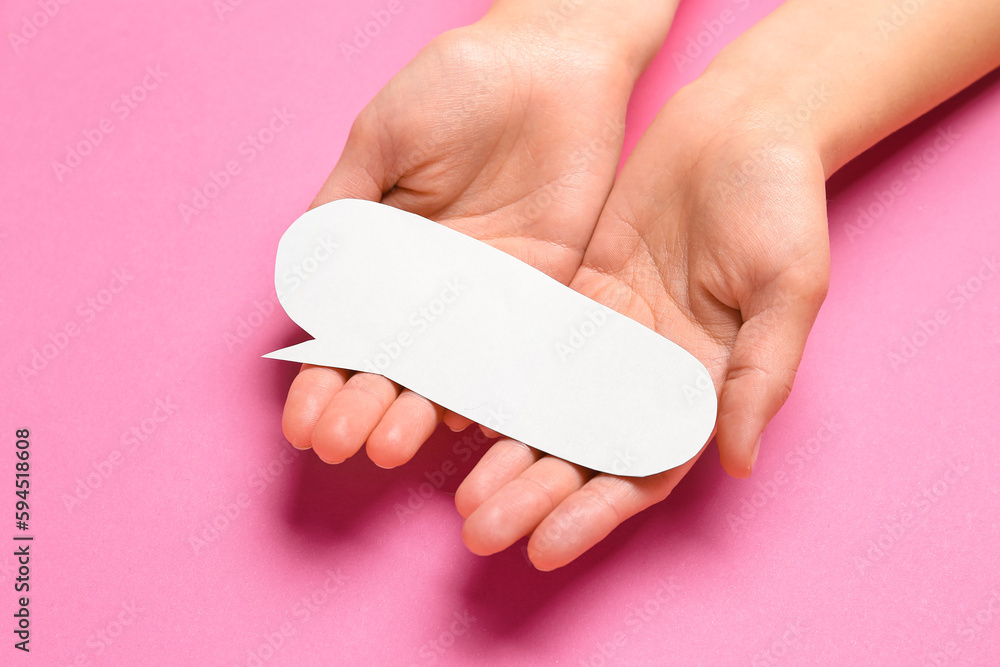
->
[282, 4, 675, 469]
[455, 0, 1000, 570]
[456, 77, 832, 569]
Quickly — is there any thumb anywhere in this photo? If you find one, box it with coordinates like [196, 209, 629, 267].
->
[310, 110, 391, 209]
[716, 266, 829, 478]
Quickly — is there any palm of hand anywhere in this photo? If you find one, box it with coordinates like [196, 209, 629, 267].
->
[283, 25, 635, 469]
[457, 92, 831, 570]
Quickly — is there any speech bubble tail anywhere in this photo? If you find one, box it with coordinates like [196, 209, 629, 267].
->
[262, 339, 326, 364]
[263, 339, 364, 372]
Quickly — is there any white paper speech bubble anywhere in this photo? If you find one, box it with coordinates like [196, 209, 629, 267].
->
[265, 199, 717, 476]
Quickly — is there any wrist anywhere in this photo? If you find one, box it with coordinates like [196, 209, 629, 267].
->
[688, 55, 838, 177]
[691, 0, 1000, 178]
[478, 0, 678, 82]
[674, 67, 828, 162]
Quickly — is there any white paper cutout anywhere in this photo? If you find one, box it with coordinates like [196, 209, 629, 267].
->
[265, 199, 717, 476]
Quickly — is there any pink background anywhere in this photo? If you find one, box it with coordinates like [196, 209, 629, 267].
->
[3, 0, 999, 664]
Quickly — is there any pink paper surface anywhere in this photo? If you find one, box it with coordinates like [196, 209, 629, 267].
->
[3, 0, 999, 664]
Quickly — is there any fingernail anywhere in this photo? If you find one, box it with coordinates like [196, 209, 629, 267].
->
[750, 434, 762, 472]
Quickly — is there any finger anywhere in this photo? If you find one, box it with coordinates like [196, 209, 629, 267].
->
[462, 457, 592, 556]
[480, 425, 501, 439]
[282, 365, 351, 450]
[527, 453, 701, 571]
[442, 410, 473, 432]
[366, 390, 444, 468]
[716, 266, 829, 478]
[454, 439, 542, 519]
[310, 372, 401, 464]
[311, 109, 390, 208]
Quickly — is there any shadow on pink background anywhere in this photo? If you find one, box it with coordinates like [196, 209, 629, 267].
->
[2, 0, 998, 664]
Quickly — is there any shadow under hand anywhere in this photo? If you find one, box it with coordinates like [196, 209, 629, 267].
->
[279, 423, 494, 546]
[827, 68, 1000, 203]
[458, 441, 729, 637]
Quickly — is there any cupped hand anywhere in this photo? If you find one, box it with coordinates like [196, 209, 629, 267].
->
[457, 79, 832, 569]
[282, 19, 639, 469]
